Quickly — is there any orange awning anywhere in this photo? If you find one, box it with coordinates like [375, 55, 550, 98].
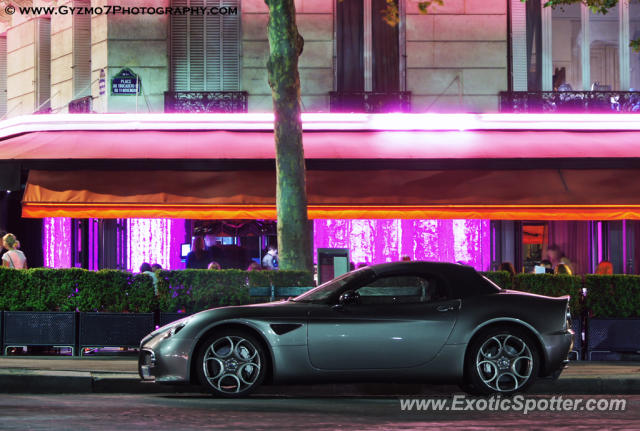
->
[22, 169, 640, 220]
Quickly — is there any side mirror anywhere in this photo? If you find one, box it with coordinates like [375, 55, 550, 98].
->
[338, 290, 360, 306]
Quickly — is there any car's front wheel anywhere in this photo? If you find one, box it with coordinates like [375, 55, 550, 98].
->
[196, 330, 266, 397]
[465, 326, 540, 396]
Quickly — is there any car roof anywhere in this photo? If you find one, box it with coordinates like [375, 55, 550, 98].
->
[367, 261, 498, 297]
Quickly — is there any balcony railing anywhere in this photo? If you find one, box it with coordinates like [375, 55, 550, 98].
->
[329, 91, 412, 113]
[164, 91, 248, 113]
[68, 96, 92, 113]
[499, 91, 640, 113]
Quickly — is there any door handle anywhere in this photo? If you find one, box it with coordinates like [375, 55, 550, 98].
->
[437, 304, 456, 312]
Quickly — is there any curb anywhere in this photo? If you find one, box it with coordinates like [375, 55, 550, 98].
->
[1, 369, 640, 395]
[0, 369, 93, 394]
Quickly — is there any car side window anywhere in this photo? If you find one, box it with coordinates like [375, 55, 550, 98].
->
[354, 274, 448, 305]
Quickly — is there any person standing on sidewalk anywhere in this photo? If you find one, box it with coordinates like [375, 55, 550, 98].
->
[2, 233, 27, 269]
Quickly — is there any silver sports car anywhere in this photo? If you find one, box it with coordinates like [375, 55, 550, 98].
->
[139, 262, 573, 397]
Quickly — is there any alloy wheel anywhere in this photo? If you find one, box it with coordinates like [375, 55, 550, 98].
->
[475, 334, 533, 393]
[201, 335, 262, 395]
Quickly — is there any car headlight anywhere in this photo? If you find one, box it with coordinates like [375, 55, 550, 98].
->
[152, 317, 191, 339]
[163, 322, 186, 339]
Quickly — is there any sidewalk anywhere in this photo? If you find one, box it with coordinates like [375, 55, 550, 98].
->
[0, 357, 638, 395]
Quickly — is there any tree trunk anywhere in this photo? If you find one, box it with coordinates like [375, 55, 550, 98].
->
[265, 0, 311, 271]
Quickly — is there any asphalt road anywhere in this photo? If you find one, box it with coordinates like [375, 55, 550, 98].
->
[0, 394, 638, 430]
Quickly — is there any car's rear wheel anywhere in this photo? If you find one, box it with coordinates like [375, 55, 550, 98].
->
[196, 330, 266, 397]
[465, 326, 540, 396]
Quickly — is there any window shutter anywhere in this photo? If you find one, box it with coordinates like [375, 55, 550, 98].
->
[171, 0, 190, 90]
[511, 0, 528, 91]
[221, 0, 240, 90]
[189, 0, 205, 90]
[0, 36, 7, 117]
[36, 17, 51, 110]
[72, 0, 91, 97]
[205, 0, 222, 90]
[170, 0, 240, 91]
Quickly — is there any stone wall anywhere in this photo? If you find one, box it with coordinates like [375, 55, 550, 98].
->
[6, 18, 37, 116]
[406, 0, 508, 112]
[101, 0, 169, 113]
[50, 0, 73, 113]
[2, 0, 510, 116]
[242, 0, 333, 112]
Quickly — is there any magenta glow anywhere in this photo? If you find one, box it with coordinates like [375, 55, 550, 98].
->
[313, 219, 491, 271]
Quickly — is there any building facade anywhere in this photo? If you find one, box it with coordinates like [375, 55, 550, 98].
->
[1, 0, 639, 275]
[0, 0, 510, 117]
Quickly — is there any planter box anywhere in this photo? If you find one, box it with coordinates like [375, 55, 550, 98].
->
[587, 318, 640, 360]
[79, 313, 154, 352]
[2, 311, 76, 355]
[158, 312, 191, 328]
[569, 318, 582, 360]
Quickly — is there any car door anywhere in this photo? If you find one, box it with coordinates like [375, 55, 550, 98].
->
[307, 273, 460, 370]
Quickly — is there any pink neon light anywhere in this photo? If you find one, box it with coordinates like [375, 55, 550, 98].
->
[3, 113, 640, 139]
[127, 218, 186, 271]
[43, 217, 72, 268]
[8, 128, 640, 160]
[313, 219, 490, 271]
[127, 219, 172, 272]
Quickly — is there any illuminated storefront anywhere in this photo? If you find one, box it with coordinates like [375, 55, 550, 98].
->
[2, 112, 640, 273]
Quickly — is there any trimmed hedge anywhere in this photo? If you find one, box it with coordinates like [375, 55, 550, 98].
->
[3, 267, 640, 318]
[156, 269, 249, 313]
[513, 273, 584, 317]
[482, 271, 513, 289]
[0, 268, 154, 312]
[0, 268, 314, 313]
[482, 272, 583, 316]
[585, 275, 640, 318]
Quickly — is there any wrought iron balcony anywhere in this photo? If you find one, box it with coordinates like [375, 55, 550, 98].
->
[499, 91, 640, 113]
[164, 91, 248, 113]
[329, 91, 412, 113]
[68, 96, 92, 113]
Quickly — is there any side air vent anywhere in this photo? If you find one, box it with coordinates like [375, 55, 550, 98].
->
[270, 323, 302, 335]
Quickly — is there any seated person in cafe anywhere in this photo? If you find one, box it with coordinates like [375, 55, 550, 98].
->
[186, 236, 211, 269]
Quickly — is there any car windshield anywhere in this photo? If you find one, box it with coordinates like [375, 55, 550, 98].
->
[292, 268, 373, 303]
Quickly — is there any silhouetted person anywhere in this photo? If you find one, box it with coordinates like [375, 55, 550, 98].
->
[247, 261, 262, 271]
[547, 244, 573, 274]
[2, 233, 27, 269]
[555, 263, 573, 275]
[595, 260, 613, 275]
[262, 245, 278, 270]
[186, 236, 210, 269]
[499, 262, 516, 276]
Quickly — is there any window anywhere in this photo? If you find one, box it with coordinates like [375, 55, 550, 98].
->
[355, 274, 448, 305]
[36, 17, 51, 111]
[589, 6, 619, 90]
[0, 36, 6, 118]
[72, 0, 91, 98]
[170, 0, 240, 91]
[512, 1, 637, 91]
[630, 2, 640, 89]
[336, 0, 404, 92]
[551, 3, 581, 90]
